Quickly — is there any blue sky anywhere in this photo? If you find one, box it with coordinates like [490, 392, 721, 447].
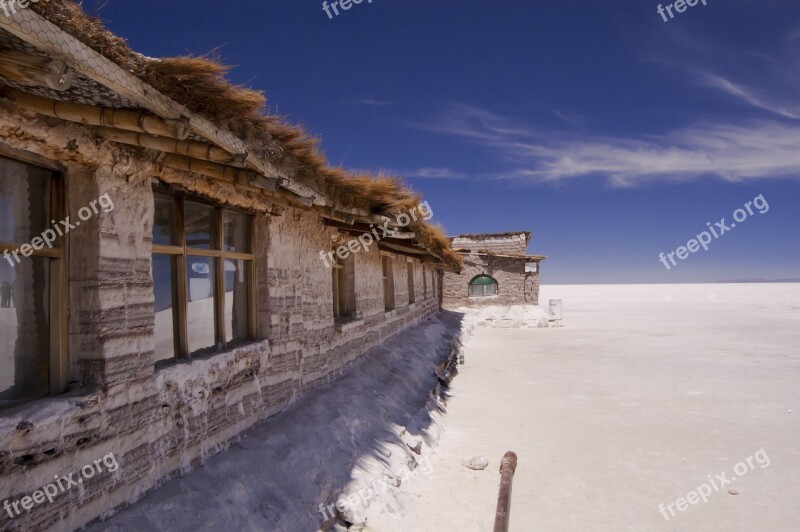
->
[84, 0, 799, 284]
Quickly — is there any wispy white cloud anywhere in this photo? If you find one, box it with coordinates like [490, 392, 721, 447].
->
[417, 104, 800, 186]
[699, 74, 800, 120]
[551, 109, 587, 131]
[340, 99, 397, 107]
[403, 167, 466, 180]
[413, 103, 538, 142]
[511, 121, 800, 186]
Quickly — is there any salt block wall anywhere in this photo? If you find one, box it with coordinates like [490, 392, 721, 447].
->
[442, 253, 540, 307]
[0, 107, 441, 531]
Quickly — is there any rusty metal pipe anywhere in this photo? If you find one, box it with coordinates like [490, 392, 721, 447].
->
[493, 451, 518, 532]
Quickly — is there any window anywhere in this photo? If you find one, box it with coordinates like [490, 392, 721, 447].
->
[469, 275, 498, 297]
[332, 251, 354, 319]
[0, 154, 65, 409]
[152, 191, 255, 362]
[382, 256, 395, 311]
[407, 262, 416, 305]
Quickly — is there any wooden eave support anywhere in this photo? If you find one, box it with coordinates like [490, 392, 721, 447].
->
[378, 241, 429, 257]
[278, 179, 320, 207]
[469, 252, 548, 261]
[324, 218, 446, 264]
[325, 209, 357, 226]
[0, 50, 71, 91]
[6, 90, 189, 139]
[96, 127, 245, 166]
[323, 218, 412, 239]
[329, 219, 458, 269]
[161, 154, 278, 193]
[386, 230, 417, 240]
[378, 243, 440, 264]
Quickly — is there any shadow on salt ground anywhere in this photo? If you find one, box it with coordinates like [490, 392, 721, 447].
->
[88, 311, 465, 532]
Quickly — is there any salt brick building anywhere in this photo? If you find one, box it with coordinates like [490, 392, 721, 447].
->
[0, 4, 462, 530]
[442, 231, 546, 307]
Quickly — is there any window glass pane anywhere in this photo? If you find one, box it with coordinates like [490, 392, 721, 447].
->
[184, 201, 216, 249]
[0, 256, 50, 407]
[225, 259, 249, 344]
[223, 211, 250, 253]
[0, 156, 52, 244]
[153, 194, 176, 246]
[187, 256, 216, 354]
[485, 283, 498, 296]
[153, 254, 177, 362]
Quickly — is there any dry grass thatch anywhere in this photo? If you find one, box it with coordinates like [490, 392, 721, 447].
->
[28, 0, 461, 269]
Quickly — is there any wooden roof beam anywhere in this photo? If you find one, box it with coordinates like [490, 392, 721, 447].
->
[5, 89, 189, 139]
[0, 50, 71, 91]
[96, 127, 246, 166]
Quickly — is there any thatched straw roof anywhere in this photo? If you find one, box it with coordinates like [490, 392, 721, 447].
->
[26, 1, 462, 269]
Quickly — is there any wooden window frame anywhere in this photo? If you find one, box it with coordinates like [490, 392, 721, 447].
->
[331, 251, 350, 319]
[407, 260, 416, 305]
[152, 189, 256, 360]
[382, 255, 395, 311]
[0, 149, 68, 403]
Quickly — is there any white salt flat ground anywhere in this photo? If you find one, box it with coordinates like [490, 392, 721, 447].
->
[368, 283, 800, 532]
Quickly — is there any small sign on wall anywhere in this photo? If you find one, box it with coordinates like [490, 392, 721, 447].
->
[525, 262, 538, 273]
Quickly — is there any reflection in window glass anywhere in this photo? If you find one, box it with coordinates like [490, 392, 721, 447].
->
[184, 201, 216, 249]
[152, 191, 254, 360]
[186, 256, 216, 354]
[0, 257, 51, 407]
[0, 156, 51, 244]
[153, 194, 176, 246]
[153, 254, 177, 362]
[223, 211, 250, 253]
[225, 259, 249, 344]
